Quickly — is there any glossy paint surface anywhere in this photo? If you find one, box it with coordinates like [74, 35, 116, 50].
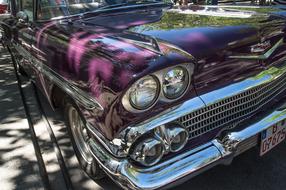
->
[10, 5, 286, 140]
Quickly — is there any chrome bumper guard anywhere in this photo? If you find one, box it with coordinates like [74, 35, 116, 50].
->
[88, 104, 286, 190]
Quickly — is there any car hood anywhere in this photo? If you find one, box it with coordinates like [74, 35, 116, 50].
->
[36, 5, 286, 139]
[83, 5, 286, 59]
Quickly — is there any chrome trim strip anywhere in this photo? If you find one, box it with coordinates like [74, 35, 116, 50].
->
[12, 42, 103, 110]
[223, 108, 286, 151]
[118, 62, 286, 152]
[116, 33, 163, 55]
[158, 40, 196, 61]
[200, 64, 286, 106]
[228, 38, 284, 60]
[86, 122, 127, 157]
[119, 96, 205, 150]
[41, 64, 103, 110]
[88, 99, 286, 190]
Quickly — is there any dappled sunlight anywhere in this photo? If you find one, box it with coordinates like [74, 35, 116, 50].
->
[0, 49, 25, 124]
[0, 45, 45, 189]
[0, 119, 44, 189]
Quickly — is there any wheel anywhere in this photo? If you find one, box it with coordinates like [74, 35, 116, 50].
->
[64, 100, 105, 180]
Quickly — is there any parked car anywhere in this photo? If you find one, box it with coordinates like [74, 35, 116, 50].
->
[1, 0, 286, 189]
[0, 0, 8, 14]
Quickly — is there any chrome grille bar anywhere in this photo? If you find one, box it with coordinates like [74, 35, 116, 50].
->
[177, 73, 286, 139]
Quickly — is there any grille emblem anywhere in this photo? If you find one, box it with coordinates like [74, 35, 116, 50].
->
[251, 40, 271, 53]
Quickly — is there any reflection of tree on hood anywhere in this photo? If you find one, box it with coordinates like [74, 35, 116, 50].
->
[131, 9, 269, 32]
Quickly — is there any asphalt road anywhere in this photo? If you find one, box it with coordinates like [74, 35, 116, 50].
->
[1, 44, 286, 190]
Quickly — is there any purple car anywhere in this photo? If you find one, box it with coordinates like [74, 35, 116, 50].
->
[1, 0, 286, 189]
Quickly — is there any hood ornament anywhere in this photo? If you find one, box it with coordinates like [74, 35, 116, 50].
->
[250, 40, 271, 53]
[228, 38, 284, 60]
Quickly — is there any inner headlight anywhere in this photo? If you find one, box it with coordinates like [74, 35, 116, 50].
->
[163, 66, 189, 99]
[167, 124, 188, 152]
[129, 75, 159, 110]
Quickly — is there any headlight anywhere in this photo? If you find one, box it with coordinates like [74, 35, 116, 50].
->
[162, 66, 189, 99]
[166, 123, 188, 152]
[129, 75, 159, 110]
[130, 137, 165, 166]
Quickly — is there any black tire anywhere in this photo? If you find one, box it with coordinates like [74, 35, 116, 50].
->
[64, 99, 105, 180]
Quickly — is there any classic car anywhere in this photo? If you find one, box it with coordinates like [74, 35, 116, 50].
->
[1, 0, 286, 189]
[0, 0, 8, 14]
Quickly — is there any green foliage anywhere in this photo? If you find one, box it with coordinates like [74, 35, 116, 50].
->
[131, 7, 279, 32]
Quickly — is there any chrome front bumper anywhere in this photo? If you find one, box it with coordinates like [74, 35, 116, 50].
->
[88, 103, 286, 190]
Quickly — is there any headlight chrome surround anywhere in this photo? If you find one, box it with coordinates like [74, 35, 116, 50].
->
[162, 66, 189, 100]
[130, 137, 165, 167]
[122, 75, 160, 112]
[164, 123, 188, 152]
[130, 122, 188, 167]
[122, 64, 193, 112]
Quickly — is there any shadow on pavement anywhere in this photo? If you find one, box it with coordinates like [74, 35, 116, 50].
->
[0, 45, 44, 189]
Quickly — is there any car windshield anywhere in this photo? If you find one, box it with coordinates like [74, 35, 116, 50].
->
[38, 0, 169, 20]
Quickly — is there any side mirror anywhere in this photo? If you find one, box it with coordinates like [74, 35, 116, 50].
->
[16, 11, 29, 23]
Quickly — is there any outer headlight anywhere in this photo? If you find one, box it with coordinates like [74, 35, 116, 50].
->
[163, 66, 189, 99]
[129, 75, 159, 110]
[130, 137, 165, 166]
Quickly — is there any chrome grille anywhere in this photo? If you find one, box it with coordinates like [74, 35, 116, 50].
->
[177, 74, 286, 140]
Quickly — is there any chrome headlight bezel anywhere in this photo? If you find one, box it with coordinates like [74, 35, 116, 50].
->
[162, 66, 189, 100]
[129, 122, 189, 167]
[157, 64, 192, 102]
[122, 63, 193, 113]
[130, 137, 165, 167]
[122, 75, 160, 112]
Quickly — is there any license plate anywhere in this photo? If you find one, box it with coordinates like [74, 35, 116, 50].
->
[260, 120, 286, 156]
